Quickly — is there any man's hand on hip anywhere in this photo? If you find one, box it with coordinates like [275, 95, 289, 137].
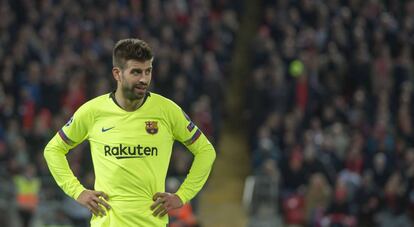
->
[151, 192, 183, 217]
[77, 190, 111, 217]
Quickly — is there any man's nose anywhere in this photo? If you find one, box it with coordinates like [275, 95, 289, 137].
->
[137, 75, 149, 84]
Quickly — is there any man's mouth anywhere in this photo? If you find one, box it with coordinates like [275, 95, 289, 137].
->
[134, 85, 147, 92]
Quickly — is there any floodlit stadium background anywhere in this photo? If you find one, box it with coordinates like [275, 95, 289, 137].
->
[1, 0, 414, 226]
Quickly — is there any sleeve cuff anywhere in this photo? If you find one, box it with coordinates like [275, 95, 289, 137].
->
[73, 185, 87, 200]
[175, 190, 188, 204]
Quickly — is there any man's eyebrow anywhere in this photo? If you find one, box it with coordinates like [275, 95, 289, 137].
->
[131, 66, 152, 71]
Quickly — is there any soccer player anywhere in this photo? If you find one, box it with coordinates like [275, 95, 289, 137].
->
[44, 38, 216, 227]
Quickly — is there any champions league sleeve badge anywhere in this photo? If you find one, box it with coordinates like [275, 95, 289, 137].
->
[65, 117, 74, 127]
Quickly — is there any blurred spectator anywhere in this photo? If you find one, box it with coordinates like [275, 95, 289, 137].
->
[303, 143, 328, 180]
[372, 152, 392, 189]
[304, 173, 331, 225]
[255, 158, 280, 184]
[375, 171, 411, 227]
[280, 146, 306, 194]
[13, 164, 41, 227]
[253, 126, 281, 170]
[321, 180, 357, 227]
[282, 193, 305, 226]
[355, 171, 381, 227]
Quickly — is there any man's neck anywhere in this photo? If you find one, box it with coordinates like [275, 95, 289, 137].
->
[114, 90, 144, 111]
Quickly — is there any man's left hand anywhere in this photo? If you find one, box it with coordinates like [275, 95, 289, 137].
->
[151, 192, 183, 217]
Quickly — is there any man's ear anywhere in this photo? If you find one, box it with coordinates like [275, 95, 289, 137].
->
[112, 67, 121, 81]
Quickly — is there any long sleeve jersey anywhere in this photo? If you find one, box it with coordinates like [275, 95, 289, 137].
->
[44, 92, 216, 226]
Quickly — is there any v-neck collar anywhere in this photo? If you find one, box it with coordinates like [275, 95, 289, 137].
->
[109, 91, 151, 112]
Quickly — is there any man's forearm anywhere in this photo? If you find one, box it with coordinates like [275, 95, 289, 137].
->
[176, 136, 216, 203]
[44, 134, 86, 199]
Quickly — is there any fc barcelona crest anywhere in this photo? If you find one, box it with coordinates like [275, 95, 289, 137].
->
[145, 121, 158, 134]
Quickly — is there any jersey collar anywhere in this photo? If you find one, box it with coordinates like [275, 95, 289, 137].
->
[109, 90, 151, 111]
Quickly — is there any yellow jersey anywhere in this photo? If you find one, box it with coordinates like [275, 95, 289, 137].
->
[44, 92, 216, 227]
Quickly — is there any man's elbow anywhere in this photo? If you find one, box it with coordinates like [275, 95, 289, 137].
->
[208, 145, 216, 164]
[43, 137, 66, 161]
[43, 142, 54, 162]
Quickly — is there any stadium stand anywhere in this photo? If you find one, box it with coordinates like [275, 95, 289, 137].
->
[244, 0, 414, 226]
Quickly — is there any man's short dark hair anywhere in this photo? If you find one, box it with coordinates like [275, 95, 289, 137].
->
[112, 38, 153, 69]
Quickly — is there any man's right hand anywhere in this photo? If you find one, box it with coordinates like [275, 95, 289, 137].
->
[76, 190, 111, 217]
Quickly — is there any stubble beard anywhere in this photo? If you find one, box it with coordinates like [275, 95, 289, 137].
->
[119, 72, 148, 102]
[122, 84, 145, 101]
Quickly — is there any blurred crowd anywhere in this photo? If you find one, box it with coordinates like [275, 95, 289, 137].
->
[4, 0, 414, 226]
[0, 0, 239, 226]
[247, 0, 414, 226]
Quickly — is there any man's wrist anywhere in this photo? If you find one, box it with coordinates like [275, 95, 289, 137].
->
[174, 191, 186, 204]
[74, 186, 87, 200]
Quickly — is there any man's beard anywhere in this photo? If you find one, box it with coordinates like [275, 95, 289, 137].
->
[122, 82, 147, 101]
